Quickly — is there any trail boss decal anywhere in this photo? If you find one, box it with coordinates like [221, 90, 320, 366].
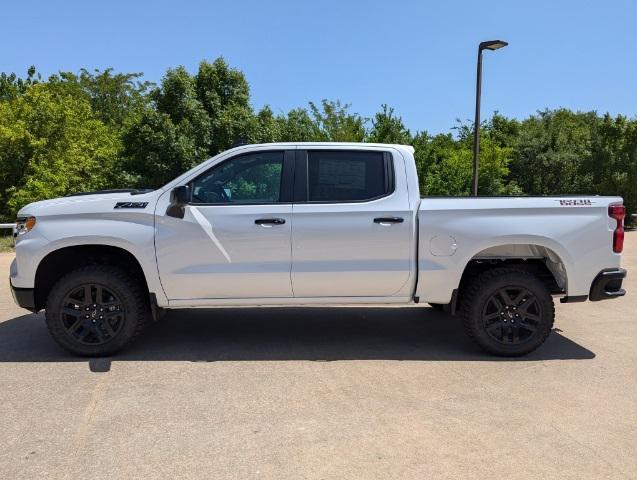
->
[558, 199, 593, 206]
[114, 202, 148, 209]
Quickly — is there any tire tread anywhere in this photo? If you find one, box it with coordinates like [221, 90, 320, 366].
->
[45, 265, 149, 356]
[459, 267, 555, 356]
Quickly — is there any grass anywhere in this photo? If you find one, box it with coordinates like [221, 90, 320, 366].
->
[0, 235, 14, 252]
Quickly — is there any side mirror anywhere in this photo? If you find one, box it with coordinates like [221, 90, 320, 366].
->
[171, 185, 190, 206]
[167, 185, 190, 219]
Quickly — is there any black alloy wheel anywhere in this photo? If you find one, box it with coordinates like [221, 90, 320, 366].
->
[60, 283, 126, 346]
[45, 265, 149, 356]
[460, 267, 555, 356]
[481, 286, 542, 345]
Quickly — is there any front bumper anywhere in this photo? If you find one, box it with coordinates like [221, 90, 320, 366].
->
[589, 268, 627, 301]
[9, 278, 37, 311]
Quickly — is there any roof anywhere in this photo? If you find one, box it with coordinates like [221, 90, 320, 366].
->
[227, 142, 415, 153]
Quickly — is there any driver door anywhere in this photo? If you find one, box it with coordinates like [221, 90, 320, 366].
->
[155, 150, 294, 300]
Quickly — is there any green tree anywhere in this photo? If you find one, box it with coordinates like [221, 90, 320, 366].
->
[0, 66, 40, 101]
[123, 58, 256, 187]
[277, 107, 317, 141]
[588, 114, 637, 218]
[423, 137, 519, 196]
[2, 60, 636, 223]
[250, 106, 285, 144]
[122, 110, 204, 188]
[0, 84, 120, 219]
[53, 68, 152, 129]
[307, 100, 367, 142]
[368, 104, 412, 144]
[196, 58, 254, 152]
[510, 109, 596, 195]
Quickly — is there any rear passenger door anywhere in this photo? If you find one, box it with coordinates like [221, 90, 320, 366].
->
[291, 148, 413, 298]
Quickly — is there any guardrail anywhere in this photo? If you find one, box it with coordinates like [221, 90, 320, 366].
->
[0, 223, 16, 247]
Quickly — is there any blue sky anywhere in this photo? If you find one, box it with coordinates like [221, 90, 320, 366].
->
[2, 0, 635, 134]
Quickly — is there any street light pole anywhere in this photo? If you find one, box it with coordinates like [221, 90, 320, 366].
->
[472, 40, 508, 196]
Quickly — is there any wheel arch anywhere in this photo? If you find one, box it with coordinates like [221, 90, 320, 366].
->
[464, 242, 569, 292]
[34, 244, 150, 310]
[448, 242, 569, 314]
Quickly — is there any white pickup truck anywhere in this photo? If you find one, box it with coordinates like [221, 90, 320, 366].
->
[10, 143, 627, 357]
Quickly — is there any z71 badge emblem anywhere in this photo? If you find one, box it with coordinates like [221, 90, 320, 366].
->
[114, 202, 148, 209]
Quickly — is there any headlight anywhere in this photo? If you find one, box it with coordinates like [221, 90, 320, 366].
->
[15, 216, 36, 236]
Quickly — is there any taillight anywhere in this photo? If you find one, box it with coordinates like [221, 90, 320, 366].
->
[608, 204, 625, 253]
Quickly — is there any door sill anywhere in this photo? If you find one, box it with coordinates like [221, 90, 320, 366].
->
[167, 296, 413, 308]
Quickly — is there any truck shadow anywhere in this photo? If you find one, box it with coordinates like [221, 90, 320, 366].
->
[0, 306, 595, 371]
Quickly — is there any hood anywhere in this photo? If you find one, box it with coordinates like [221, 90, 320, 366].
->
[17, 189, 163, 218]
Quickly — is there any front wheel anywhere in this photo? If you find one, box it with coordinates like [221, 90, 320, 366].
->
[460, 268, 555, 356]
[45, 265, 149, 356]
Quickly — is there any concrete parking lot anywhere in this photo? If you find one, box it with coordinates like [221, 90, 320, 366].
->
[1, 234, 635, 480]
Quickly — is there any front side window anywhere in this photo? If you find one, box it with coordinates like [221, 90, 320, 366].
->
[307, 151, 390, 202]
[191, 151, 283, 204]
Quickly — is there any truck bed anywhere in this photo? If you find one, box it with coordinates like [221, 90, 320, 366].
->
[416, 196, 623, 304]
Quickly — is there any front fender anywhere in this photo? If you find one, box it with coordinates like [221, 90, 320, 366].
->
[11, 212, 167, 307]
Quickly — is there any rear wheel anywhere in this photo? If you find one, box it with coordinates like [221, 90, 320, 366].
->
[45, 265, 149, 356]
[460, 268, 554, 356]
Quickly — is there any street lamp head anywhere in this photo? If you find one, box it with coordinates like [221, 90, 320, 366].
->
[479, 40, 508, 51]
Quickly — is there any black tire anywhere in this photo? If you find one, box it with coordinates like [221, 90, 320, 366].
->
[460, 268, 555, 357]
[428, 303, 445, 312]
[45, 265, 149, 356]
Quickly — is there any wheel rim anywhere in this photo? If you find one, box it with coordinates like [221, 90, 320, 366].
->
[482, 286, 542, 345]
[60, 283, 126, 346]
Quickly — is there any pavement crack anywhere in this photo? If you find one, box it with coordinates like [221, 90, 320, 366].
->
[62, 371, 112, 480]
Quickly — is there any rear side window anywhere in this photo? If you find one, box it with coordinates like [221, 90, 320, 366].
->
[307, 151, 392, 202]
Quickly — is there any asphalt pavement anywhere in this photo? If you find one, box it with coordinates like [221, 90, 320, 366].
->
[1, 234, 635, 479]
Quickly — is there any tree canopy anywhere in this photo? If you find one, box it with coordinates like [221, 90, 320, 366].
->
[1, 58, 635, 223]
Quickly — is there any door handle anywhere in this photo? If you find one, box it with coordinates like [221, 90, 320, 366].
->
[374, 217, 404, 225]
[255, 218, 286, 226]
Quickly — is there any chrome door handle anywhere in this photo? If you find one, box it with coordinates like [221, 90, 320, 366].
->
[255, 218, 286, 226]
[373, 217, 404, 225]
